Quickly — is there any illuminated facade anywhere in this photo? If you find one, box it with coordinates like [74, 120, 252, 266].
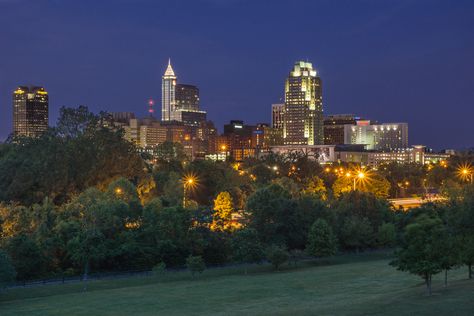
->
[271, 103, 284, 129]
[283, 61, 323, 145]
[13, 86, 49, 137]
[161, 59, 177, 121]
[176, 84, 199, 111]
[344, 121, 408, 151]
[324, 114, 359, 145]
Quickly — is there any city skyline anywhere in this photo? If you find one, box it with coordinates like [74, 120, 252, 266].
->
[1, 0, 473, 150]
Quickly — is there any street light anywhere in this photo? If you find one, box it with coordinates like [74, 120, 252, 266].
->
[457, 163, 473, 183]
[182, 174, 197, 207]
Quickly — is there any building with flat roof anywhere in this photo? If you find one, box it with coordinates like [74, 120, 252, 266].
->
[13, 86, 49, 137]
[344, 121, 408, 151]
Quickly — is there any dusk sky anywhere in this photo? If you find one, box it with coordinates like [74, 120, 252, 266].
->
[1, 0, 473, 149]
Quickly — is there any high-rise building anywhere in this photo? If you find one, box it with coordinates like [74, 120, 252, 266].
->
[283, 61, 323, 145]
[344, 121, 408, 151]
[176, 84, 199, 111]
[324, 114, 359, 145]
[271, 103, 284, 129]
[161, 59, 177, 122]
[12, 86, 49, 137]
[161, 60, 207, 127]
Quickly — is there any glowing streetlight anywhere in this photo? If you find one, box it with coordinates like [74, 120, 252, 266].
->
[457, 163, 473, 183]
[182, 174, 197, 207]
[115, 187, 122, 195]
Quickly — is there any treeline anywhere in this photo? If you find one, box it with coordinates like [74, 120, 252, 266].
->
[0, 178, 397, 283]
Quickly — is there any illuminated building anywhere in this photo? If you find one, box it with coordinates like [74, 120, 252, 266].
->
[271, 103, 284, 129]
[139, 122, 167, 148]
[176, 84, 199, 111]
[344, 121, 408, 151]
[12, 86, 49, 137]
[324, 114, 359, 145]
[283, 61, 323, 145]
[161, 60, 207, 125]
[161, 59, 177, 121]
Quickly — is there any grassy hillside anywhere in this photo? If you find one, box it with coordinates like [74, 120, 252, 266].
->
[1, 256, 473, 316]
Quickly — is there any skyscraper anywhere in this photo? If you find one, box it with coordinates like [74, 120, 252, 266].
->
[283, 61, 323, 145]
[176, 84, 199, 111]
[12, 86, 49, 137]
[161, 59, 177, 121]
[161, 60, 206, 125]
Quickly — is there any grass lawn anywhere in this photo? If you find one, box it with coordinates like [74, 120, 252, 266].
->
[1, 255, 473, 315]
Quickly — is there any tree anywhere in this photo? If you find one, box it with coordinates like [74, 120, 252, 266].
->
[303, 176, 327, 200]
[4, 234, 44, 280]
[339, 216, 373, 252]
[246, 184, 299, 248]
[332, 174, 390, 198]
[212, 191, 234, 230]
[0, 250, 16, 289]
[306, 219, 337, 258]
[186, 255, 205, 278]
[231, 229, 265, 274]
[390, 214, 446, 295]
[376, 223, 397, 248]
[266, 245, 289, 271]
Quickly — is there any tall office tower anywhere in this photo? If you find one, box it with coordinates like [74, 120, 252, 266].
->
[271, 103, 284, 129]
[161, 59, 177, 121]
[283, 61, 323, 145]
[176, 84, 199, 111]
[13, 86, 49, 137]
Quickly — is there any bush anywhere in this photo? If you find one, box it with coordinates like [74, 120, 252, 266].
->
[152, 262, 166, 276]
[266, 246, 289, 270]
[186, 255, 205, 278]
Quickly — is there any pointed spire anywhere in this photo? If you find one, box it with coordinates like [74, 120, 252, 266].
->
[164, 58, 175, 77]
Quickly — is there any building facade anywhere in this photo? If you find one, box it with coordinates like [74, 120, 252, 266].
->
[161, 59, 177, 121]
[283, 61, 323, 145]
[324, 114, 358, 145]
[271, 103, 284, 129]
[13, 86, 49, 137]
[175, 84, 199, 111]
[344, 121, 408, 151]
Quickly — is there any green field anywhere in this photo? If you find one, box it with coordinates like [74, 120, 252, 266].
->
[1, 255, 473, 316]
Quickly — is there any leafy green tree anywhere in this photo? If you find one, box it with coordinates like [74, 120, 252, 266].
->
[246, 184, 298, 248]
[0, 250, 16, 289]
[0, 106, 146, 205]
[273, 177, 300, 198]
[306, 219, 337, 258]
[266, 245, 289, 271]
[376, 223, 397, 248]
[339, 216, 374, 252]
[231, 229, 265, 274]
[154, 141, 188, 163]
[4, 234, 44, 280]
[161, 172, 183, 207]
[390, 214, 446, 295]
[186, 255, 205, 278]
[334, 191, 393, 234]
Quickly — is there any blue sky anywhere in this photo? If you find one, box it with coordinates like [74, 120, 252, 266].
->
[1, 0, 473, 149]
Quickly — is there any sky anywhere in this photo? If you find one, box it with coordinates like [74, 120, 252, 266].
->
[1, 0, 473, 150]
